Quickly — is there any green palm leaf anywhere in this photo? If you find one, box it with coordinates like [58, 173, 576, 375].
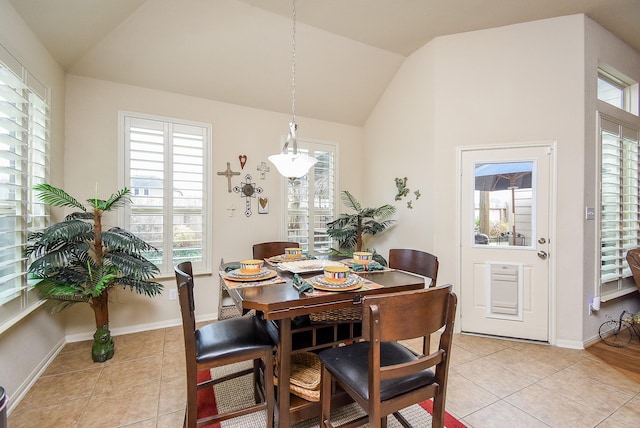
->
[33, 184, 87, 211]
[340, 191, 361, 212]
[114, 277, 163, 297]
[101, 228, 157, 253]
[87, 188, 131, 211]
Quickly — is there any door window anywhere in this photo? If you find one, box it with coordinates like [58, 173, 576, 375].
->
[473, 161, 534, 248]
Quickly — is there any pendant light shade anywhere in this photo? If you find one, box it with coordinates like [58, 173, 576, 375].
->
[269, 0, 317, 179]
[268, 122, 317, 179]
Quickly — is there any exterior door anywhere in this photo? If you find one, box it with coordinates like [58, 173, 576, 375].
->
[459, 144, 552, 342]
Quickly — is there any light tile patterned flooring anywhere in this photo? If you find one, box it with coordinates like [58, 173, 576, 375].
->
[8, 327, 640, 427]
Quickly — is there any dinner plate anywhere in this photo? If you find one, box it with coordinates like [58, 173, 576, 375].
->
[278, 260, 346, 274]
[309, 274, 362, 291]
[267, 254, 310, 263]
[223, 268, 277, 282]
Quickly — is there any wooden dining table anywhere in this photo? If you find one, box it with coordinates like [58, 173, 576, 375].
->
[220, 260, 425, 427]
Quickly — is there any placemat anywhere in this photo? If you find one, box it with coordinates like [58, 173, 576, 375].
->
[218, 271, 287, 289]
[302, 274, 383, 296]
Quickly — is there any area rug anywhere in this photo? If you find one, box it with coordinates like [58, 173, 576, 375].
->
[197, 362, 466, 427]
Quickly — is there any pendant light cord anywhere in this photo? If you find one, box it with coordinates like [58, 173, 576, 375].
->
[291, 0, 297, 124]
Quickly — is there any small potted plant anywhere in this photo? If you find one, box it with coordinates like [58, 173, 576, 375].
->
[326, 190, 396, 265]
[25, 184, 163, 362]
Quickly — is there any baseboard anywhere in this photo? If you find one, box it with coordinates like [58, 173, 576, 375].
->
[555, 338, 585, 349]
[7, 337, 66, 415]
[64, 312, 218, 343]
[581, 334, 602, 349]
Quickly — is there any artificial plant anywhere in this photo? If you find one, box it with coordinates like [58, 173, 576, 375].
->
[326, 190, 396, 265]
[25, 184, 163, 362]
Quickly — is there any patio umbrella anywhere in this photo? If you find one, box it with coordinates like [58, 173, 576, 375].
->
[474, 162, 533, 245]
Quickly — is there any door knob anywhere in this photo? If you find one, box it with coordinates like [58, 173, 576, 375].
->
[537, 251, 548, 260]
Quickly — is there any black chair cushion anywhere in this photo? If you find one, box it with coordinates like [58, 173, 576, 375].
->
[318, 341, 435, 402]
[195, 316, 274, 363]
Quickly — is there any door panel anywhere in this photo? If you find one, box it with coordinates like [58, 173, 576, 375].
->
[460, 145, 551, 342]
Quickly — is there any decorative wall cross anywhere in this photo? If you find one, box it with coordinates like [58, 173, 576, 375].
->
[217, 162, 240, 192]
[233, 174, 263, 217]
[256, 161, 270, 179]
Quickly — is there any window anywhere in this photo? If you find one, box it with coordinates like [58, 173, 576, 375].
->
[597, 67, 639, 116]
[0, 43, 49, 328]
[284, 140, 337, 256]
[598, 73, 625, 109]
[120, 112, 211, 276]
[599, 114, 640, 299]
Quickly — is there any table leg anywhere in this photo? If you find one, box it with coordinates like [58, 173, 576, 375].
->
[277, 318, 292, 427]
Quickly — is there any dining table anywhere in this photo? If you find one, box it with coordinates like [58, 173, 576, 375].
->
[219, 258, 426, 427]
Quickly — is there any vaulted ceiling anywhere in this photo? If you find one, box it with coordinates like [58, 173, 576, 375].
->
[9, 0, 640, 126]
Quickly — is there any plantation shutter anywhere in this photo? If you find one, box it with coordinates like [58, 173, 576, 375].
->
[599, 114, 640, 299]
[286, 142, 336, 256]
[0, 44, 49, 322]
[122, 113, 210, 275]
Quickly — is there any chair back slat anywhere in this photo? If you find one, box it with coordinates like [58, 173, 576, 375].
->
[175, 261, 196, 342]
[253, 241, 300, 259]
[362, 285, 451, 342]
[388, 248, 438, 287]
[379, 350, 445, 381]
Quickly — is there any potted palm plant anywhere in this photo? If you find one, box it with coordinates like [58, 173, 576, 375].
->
[25, 184, 163, 362]
[326, 191, 396, 265]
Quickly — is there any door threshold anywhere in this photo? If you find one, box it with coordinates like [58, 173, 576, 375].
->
[460, 331, 549, 345]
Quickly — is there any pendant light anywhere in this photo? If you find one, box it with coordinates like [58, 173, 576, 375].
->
[268, 0, 318, 179]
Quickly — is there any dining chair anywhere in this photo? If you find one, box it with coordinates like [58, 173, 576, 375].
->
[626, 248, 640, 292]
[388, 248, 439, 287]
[253, 241, 300, 259]
[318, 284, 457, 428]
[175, 261, 275, 428]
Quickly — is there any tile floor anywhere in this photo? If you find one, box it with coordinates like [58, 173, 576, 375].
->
[7, 327, 640, 427]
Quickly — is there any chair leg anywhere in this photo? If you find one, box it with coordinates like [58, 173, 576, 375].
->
[431, 390, 445, 428]
[253, 358, 261, 405]
[185, 381, 197, 428]
[264, 350, 275, 428]
[320, 366, 333, 428]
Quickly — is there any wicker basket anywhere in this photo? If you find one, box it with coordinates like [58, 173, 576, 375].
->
[309, 306, 362, 323]
[274, 352, 321, 402]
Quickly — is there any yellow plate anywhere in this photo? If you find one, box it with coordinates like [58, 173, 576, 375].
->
[224, 269, 277, 282]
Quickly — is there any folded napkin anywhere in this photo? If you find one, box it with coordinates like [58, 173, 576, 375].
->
[224, 264, 241, 273]
[352, 261, 384, 272]
[293, 274, 314, 294]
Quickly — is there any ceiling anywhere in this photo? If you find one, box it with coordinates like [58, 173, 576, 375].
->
[9, 0, 640, 126]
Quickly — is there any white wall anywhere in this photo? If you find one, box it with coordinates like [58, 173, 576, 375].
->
[0, 0, 66, 409]
[62, 74, 365, 337]
[363, 41, 437, 255]
[364, 14, 604, 345]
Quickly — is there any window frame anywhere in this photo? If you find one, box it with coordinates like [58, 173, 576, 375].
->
[0, 43, 50, 332]
[598, 67, 639, 116]
[119, 111, 212, 277]
[280, 138, 338, 257]
[598, 112, 640, 301]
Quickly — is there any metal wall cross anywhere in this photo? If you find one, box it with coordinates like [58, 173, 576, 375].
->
[233, 174, 263, 217]
[217, 162, 241, 192]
